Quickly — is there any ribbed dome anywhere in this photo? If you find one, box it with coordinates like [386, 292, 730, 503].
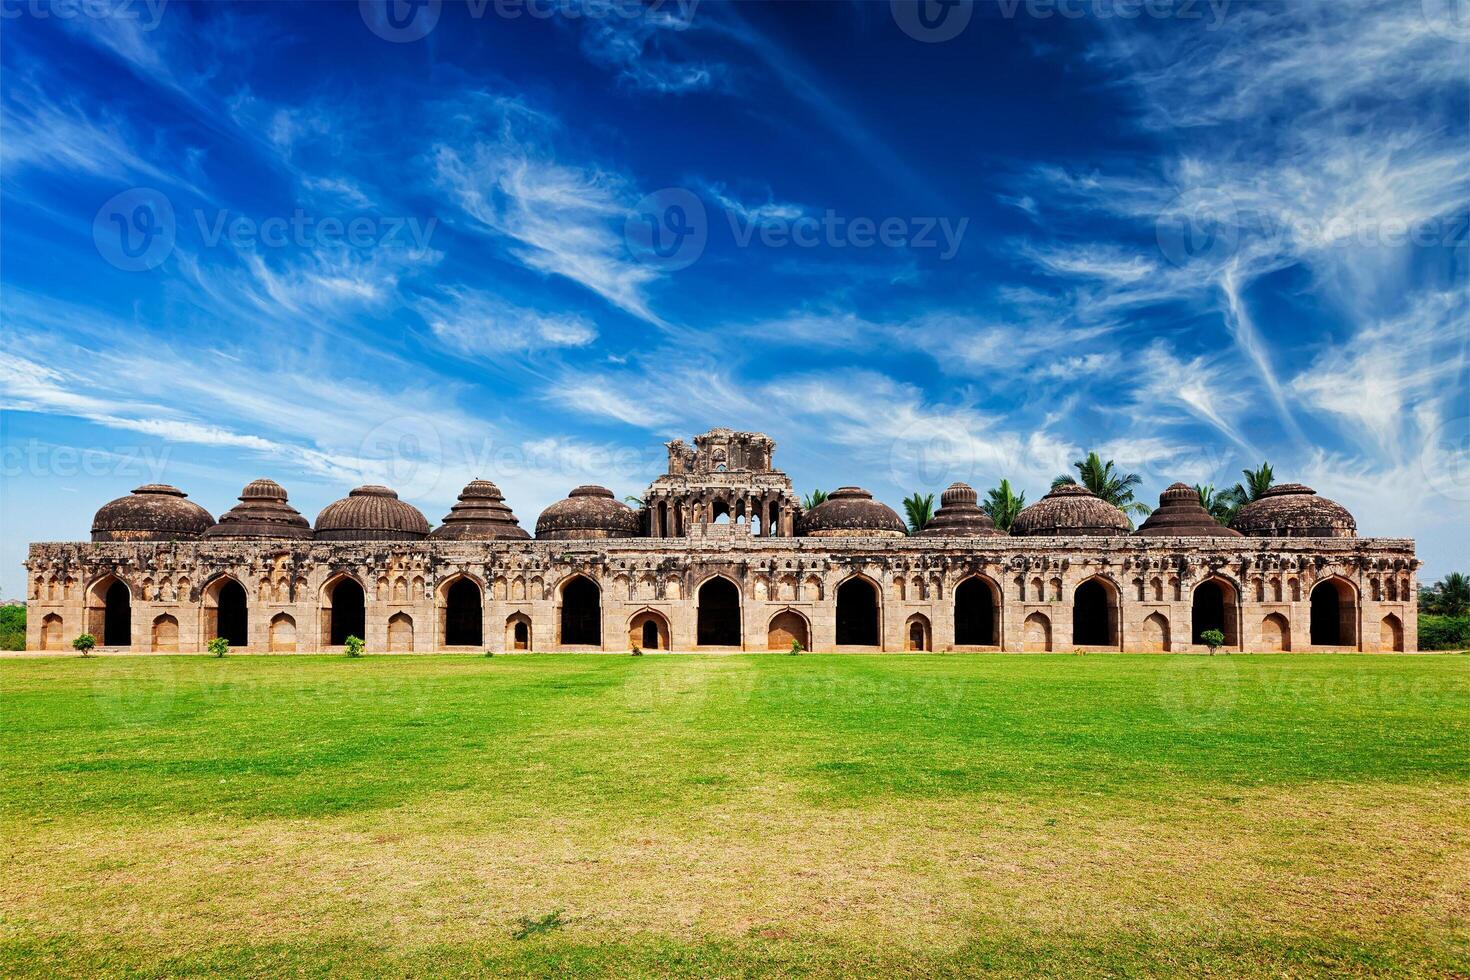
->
[203, 478, 312, 540]
[535, 485, 639, 540]
[1134, 483, 1242, 538]
[314, 485, 430, 541]
[430, 479, 530, 540]
[797, 487, 906, 538]
[917, 482, 1006, 537]
[1230, 483, 1356, 538]
[1011, 484, 1130, 537]
[91, 484, 215, 542]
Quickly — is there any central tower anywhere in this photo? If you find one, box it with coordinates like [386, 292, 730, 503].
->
[642, 427, 802, 536]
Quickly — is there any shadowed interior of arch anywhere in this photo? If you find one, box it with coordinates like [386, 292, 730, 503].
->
[836, 577, 879, 646]
[1072, 579, 1112, 647]
[444, 578, 482, 646]
[103, 580, 131, 646]
[954, 577, 996, 645]
[327, 578, 365, 646]
[697, 577, 741, 646]
[560, 576, 600, 645]
[213, 579, 248, 647]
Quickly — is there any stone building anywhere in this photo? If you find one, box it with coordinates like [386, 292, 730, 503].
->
[24, 429, 1418, 654]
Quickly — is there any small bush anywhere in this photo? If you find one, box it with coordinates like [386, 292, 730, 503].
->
[1419, 615, 1470, 651]
[630, 642, 642, 656]
[1201, 628, 1226, 654]
[72, 633, 97, 657]
[344, 635, 365, 658]
[207, 636, 229, 658]
[789, 639, 802, 656]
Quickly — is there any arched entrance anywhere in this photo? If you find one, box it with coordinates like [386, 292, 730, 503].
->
[1191, 579, 1237, 647]
[269, 613, 297, 652]
[560, 576, 601, 646]
[443, 578, 483, 646]
[102, 579, 131, 646]
[954, 576, 997, 645]
[207, 578, 248, 648]
[767, 610, 808, 650]
[1380, 613, 1404, 652]
[836, 577, 880, 646]
[507, 613, 532, 651]
[326, 577, 366, 646]
[697, 577, 741, 647]
[1072, 579, 1115, 648]
[1141, 612, 1170, 652]
[1024, 611, 1052, 651]
[906, 614, 930, 651]
[629, 610, 670, 650]
[41, 613, 63, 650]
[1310, 578, 1357, 646]
[151, 614, 179, 652]
[1260, 612, 1290, 651]
[387, 612, 414, 652]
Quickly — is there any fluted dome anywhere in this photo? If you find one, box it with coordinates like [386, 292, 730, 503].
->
[203, 479, 312, 540]
[535, 485, 639, 540]
[1011, 484, 1130, 537]
[917, 482, 1007, 537]
[314, 485, 430, 541]
[1134, 483, 1242, 538]
[91, 484, 214, 542]
[1230, 483, 1356, 538]
[797, 487, 906, 538]
[430, 479, 530, 540]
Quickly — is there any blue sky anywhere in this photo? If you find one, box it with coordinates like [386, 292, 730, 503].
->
[1, 0, 1467, 593]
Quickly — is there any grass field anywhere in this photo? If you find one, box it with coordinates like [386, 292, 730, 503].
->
[2, 653, 1467, 978]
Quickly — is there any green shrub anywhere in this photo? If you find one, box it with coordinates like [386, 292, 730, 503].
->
[207, 636, 229, 658]
[72, 633, 97, 657]
[0, 605, 25, 650]
[789, 639, 802, 656]
[630, 642, 642, 656]
[1201, 628, 1226, 654]
[1419, 615, 1470, 651]
[344, 635, 365, 658]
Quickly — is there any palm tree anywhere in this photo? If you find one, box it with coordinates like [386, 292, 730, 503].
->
[1425, 572, 1470, 616]
[1053, 451, 1152, 522]
[802, 489, 829, 510]
[982, 479, 1026, 532]
[1222, 462, 1275, 512]
[902, 492, 935, 535]
[1194, 484, 1235, 525]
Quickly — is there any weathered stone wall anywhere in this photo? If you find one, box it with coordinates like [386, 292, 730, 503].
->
[24, 523, 1419, 653]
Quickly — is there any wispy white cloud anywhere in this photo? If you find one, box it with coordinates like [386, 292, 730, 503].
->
[419, 287, 598, 356]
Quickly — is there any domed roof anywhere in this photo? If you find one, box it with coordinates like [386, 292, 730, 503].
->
[314, 485, 430, 541]
[203, 478, 313, 540]
[1133, 483, 1242, 538]
[1010, 484, 1130, 537]
[535, 485, 639, 540]
[917, 482, 1006, 537]
[1229, 483, 1356, 538]
[91, 484, 215, 542]
[430, 479, 530, 540]
[797, 487, 906, 538]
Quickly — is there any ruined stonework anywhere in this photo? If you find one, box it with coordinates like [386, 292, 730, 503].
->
[23, 429, 1418, 654]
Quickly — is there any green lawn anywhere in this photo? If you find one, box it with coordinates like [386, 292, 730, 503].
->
[2, 653, 1467, 977]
